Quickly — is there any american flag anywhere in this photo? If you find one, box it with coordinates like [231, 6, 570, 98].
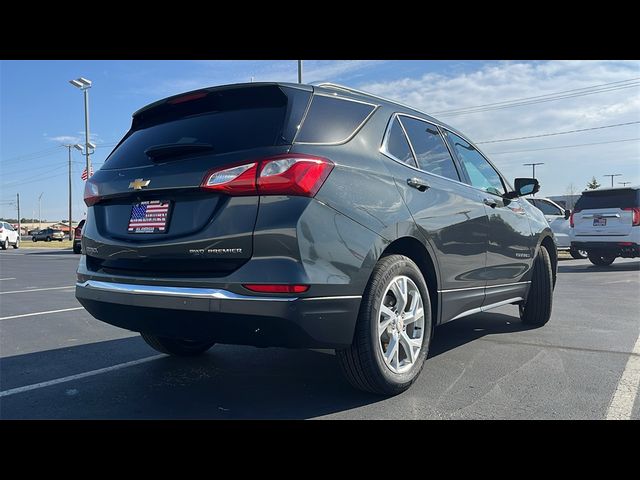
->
[81, 166, 94, 181]
[128, 201, 170, 233]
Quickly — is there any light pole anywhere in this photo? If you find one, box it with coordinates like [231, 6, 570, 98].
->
[604, 174, 622, 187]
[523, 162, 544, 179]
[297, 60, 303, 84]
[38, 192, 44, 229]
[523, 162, 544, 196]
[62, 144, 84, 241]
[69, 77, 93, 183]
[619, 181, 631, 187]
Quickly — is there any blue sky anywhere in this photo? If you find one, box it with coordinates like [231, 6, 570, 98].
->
[1, 60, 639, 221]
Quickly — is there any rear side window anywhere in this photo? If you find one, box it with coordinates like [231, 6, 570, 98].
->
[384, 117, 417, 167]
[534, 199, 564, 215]
[575, 189, 640, 209]
[399, 116, 460, 181]
[295, 95, 376, 144]
[104, 86, 306, 170]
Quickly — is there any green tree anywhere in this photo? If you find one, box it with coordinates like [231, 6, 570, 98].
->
[586, 176, 601, 190]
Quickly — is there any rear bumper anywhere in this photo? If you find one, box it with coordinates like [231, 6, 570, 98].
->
[75, 279, 361, 349]
[570, 241, 639, 257]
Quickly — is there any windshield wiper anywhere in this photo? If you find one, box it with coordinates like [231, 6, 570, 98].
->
[145, 143, 214, 161]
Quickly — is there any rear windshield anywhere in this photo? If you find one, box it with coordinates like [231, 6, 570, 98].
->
[575, 189, 639, 210]
[103, 85, 308, 170]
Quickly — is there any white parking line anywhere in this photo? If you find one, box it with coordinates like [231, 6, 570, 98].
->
[607, 334, 640, 420]
[0, 355, 164, 398]
[0, 278, 16, 281]
[0, 286, 75, 295]
[0, 307, 85, 321]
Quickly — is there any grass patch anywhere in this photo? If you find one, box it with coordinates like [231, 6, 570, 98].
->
[19, 239, 73, 249]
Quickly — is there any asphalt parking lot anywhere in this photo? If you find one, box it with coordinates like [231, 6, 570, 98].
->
[1, 248, 639, 419]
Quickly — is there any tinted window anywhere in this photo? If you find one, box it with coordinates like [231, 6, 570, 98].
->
[445, 131, 505, 196]
[535, 199, 564, 216]
[575, 189, 640, 210]
[399, 117, 459, 181]
[104, 86, 295, 170]
[296, 95, 375, 144]
[384, 118, 416, 167]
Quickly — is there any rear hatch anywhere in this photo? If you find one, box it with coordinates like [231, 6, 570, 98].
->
[84, 83, 311, 277]
[573, 188, 640, 237]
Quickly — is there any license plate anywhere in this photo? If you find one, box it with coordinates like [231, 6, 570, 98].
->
[593, 218, 607, 227]
[128, 200, 171, 234]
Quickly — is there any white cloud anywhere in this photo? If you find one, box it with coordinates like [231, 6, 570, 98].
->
[139, 60, 383, 98]
[47, 135, 81, 144]
[357, 60, 640, 194]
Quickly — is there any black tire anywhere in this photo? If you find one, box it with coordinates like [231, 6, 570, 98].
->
[569, 247, 588, 259]
[73, 243, 82, 254]
[140, 332, 215, 357]
[59, 238, 63, 242]
[45, 236, 51, 242]
[13, 238, 19, 249]
[588, 252, 616, 266]
[1, 238, 7, 250]
[32, 237, 37, 242]
[336, 254, 433, 396]
[519, 245, 553, 327]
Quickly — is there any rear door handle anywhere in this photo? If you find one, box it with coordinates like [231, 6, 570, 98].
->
[483, 197, 498, 208]
[407, 178, 430, 192]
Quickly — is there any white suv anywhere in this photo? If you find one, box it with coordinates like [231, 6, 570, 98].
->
[527, 197, 587, 259]
[570, 186, 640, 266]
[0, 221, 20, 250]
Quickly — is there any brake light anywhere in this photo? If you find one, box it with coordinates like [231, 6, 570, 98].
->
[201, 155, 334, 197]
[569, 209, 580, 228]
[84, 179, 101, 206]
[167, 91, 208, 105]
[623, 207, 640, 226]
[243, 284, 309, 294]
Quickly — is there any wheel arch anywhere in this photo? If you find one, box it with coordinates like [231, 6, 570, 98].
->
[539, 233, 557, 288]
[379, 236, 441, 326]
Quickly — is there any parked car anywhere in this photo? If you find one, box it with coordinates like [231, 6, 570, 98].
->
[75, 82, 557, 395]
[28, 228, 41, 235]
[526, 197, 587, 259]
[570, 186, 640, 266]
[32, 228, 65, 242]
[0, 221, 20, 249]
[73, 219, 85, 254]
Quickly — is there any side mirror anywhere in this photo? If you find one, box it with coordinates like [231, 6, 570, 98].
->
[505, 178, 540, 199]
[564, 209, 571, 220]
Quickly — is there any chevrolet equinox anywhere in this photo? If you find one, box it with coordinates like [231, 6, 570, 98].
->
[75, 82, 557, 395]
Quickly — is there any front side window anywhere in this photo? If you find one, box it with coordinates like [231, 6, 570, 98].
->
[383, 117, 417, 167]
[445, 131, 505, 196]
[399, 117, 460, 181]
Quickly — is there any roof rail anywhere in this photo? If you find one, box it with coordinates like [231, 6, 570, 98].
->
[315, 82, 436, 120]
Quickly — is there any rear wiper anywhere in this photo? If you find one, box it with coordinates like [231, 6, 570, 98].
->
[144, 143, 214, 161]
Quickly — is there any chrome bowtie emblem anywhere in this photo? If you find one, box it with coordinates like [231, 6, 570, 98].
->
[129, 178, 151, 190]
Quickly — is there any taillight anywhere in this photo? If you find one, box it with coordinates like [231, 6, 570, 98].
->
[569, 209, 580, 228]
[201, 155, 334, 198]
[243, 284, 309, 294]
[201, 162, 258, 195]
[623, 207, 640, 226]
[84, 179, 101, 206]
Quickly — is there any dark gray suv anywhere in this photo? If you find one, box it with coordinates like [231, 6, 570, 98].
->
[75, 82, 556, 395]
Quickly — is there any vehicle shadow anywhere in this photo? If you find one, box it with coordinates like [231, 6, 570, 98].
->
[558, 261, 640, 273]
[1, 311, 535, 420]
